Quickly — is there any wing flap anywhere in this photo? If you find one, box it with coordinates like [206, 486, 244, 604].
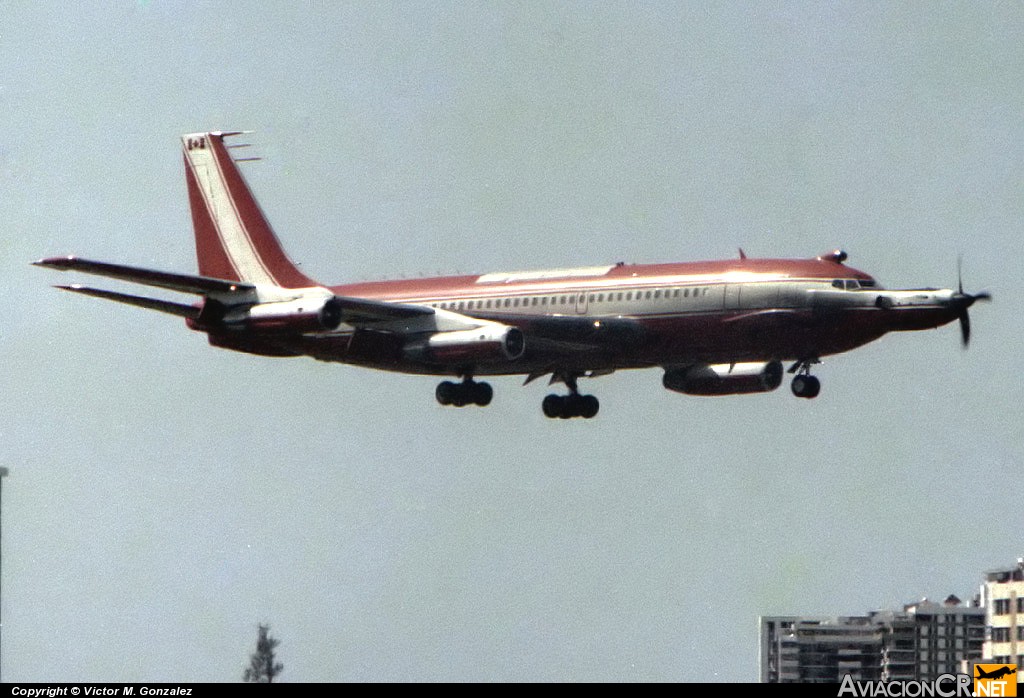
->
[34, 256, 253, 295]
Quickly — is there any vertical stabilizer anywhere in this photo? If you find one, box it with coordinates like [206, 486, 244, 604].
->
[182, 132, 318, 288]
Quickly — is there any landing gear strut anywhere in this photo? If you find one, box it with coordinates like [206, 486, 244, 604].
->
[789, 359, 821, 399]
[542, 374, 599, 419]
[436, 377, 493, 407]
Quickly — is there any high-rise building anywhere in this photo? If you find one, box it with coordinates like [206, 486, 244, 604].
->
[872, 597, 985, 681]
[980, 558, 1024, 675]
[759, 596, 984, 683]
[760, 615, 881, 683]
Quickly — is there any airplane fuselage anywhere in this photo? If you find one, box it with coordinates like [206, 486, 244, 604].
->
[212, 254, 961, 378]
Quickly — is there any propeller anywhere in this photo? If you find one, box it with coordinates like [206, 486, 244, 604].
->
[952, 257, 991, 348]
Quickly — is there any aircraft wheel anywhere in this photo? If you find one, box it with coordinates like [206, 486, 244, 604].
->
[580, 395, 600, 419]
[803, 375, 821, 398]
[542, 394, 563, 418]
[558, 396, 578, 419]
[473, 382, 493, 407]
[436, 381, 457, 405]
[791, 375, 821, 399]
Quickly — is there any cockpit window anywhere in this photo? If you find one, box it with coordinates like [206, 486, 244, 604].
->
[835, 278, 882, 290]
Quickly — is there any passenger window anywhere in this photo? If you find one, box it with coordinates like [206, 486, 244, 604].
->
[832, 279, 844, 289]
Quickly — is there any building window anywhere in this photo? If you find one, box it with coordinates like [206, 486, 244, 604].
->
[995, 599, 1011, 615]
[992, 627, 1011, 642]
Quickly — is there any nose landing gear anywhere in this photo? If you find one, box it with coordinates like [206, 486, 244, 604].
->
[788, 359, 821, 399]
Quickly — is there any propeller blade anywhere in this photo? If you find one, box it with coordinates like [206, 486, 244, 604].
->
[959, 310, 971, 348]
[952, 259, 988, 348]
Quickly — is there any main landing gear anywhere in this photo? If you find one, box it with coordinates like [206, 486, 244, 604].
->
[789, 359, 821, 399]
[436, 377, 493, 407]
[541, 375, 599, 419]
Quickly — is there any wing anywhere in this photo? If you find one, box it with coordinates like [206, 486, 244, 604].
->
[327, 294, 435, 324]
[518, 314, 648, 350]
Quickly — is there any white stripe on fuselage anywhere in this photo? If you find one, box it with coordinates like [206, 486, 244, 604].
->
[347, 276, 862, 319]
[184, 139, 279, 287]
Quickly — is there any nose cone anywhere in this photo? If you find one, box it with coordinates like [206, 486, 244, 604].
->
[948, 290, 992, 311]
[944, 289, 991, 348]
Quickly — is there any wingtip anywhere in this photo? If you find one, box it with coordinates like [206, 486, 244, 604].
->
[33, 255, 78, 268]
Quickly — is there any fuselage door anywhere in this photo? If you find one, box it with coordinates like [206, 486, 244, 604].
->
[575, 291, 589, 315]
[724, 284, 742, 310]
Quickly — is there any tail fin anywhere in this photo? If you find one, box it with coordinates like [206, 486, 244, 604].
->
[182, 131, 319, 288]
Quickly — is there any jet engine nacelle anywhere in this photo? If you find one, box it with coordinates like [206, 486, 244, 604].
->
[663, 360, 783, 396]
[406, 325, 525, 364]
[228, 296, 345, 333]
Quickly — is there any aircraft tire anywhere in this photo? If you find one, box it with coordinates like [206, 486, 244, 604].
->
[436, 380, 457, 405]
[473, 382, 493, 407]
[803, 375, 821, 398]
[791, 375, 821, 399]
[542, 394, 563, 418]
[580, 395, 600, 419]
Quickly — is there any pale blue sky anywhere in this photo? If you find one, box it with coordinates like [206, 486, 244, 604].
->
[1, 1, 1022, 682]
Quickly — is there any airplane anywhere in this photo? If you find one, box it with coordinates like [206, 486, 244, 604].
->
[35, 131, 989, 419]
[976, 666, 1017, 681]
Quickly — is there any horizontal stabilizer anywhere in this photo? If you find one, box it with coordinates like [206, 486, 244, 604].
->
[34, 256, 253, 295]
[55, 285, 201, 319]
